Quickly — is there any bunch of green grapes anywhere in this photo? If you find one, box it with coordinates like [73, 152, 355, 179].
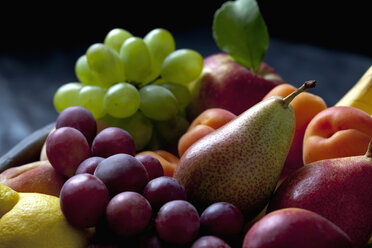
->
[53, 28, 204, 152]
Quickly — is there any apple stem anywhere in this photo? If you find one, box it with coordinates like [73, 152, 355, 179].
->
[282, 80, 317, 108]
[365, 139, 372, 158]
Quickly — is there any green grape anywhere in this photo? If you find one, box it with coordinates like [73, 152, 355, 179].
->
[160, 83, 192, 110]
[77, 85, 106, 119]
[154, 113, 190, 145]
[119, 37, 152, 84]
[75, 55, 103, 86]
[143, 28, 175, 83]
[100, 111, 153, 151]
[86, 43, 125, 87]
[139, 85, 178, 121]
[151, 78, 166, 85]
[144, 28, 175, 68]
[103, 82, 140, 118]
[104, 28, 133, 54]
[53, 82, 82, 113]
[160, 49, 204, 85]
[144, 129, 164, 151]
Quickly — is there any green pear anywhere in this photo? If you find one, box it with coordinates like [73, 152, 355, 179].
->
[267, 138, 372, 248]
[174, 80, 316, 219]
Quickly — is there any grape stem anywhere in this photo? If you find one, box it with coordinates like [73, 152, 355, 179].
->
[138, 76, 163, 88]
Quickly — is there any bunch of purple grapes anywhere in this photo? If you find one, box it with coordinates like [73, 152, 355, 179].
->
[46, 106, 245, 247]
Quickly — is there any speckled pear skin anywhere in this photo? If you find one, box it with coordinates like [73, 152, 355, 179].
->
[174, 96, 295, 219]
[267, 153, 372, 248]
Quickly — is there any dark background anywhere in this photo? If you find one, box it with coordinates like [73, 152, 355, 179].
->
[1, 1, 371, 56]
[0, 0, 371, 157]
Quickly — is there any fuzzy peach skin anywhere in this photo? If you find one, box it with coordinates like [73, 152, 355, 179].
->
[0, 160, 67, 197]
[263, 84, 327, 179]
[178, 108, 236, 157]
[303, 106, 372, 164]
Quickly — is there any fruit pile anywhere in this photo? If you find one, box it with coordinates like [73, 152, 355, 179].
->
[53, 27, 203, 151]
[1, 0, 372, 247]
[46, 106, 244, 247]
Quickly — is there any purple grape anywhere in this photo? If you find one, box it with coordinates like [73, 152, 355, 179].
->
[46, 127, 91, 177]
[135, 154, 164, 180]
[94, 153, 149, 195]
[138, 233, 163, 248]
[155, 200, 200, 245]
[191, 236, 231, 248]
[106, 191, 152, 237]
[92, 127, 136, 157]
[143, 176, 186, 211]
[200, 202, 244, 238]
[55, 106, 97, 145]
[60, 173, 110, 228]
[76, 156, 104, 175]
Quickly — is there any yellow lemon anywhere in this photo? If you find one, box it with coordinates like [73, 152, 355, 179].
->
[0, 184, 90, 248]
[0, 185, 20, 217]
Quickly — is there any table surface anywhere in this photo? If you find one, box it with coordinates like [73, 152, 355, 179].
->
[0, 25, 371, 157]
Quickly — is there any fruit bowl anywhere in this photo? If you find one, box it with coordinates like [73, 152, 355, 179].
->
[0, 122, 54, 173]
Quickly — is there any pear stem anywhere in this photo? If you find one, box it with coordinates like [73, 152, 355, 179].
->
[365, 139, 372, 158]
[282, 80, 317, 108]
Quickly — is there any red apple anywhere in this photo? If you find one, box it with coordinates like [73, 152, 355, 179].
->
[187, 53, 285, 119]
[243, 208, 352, 248]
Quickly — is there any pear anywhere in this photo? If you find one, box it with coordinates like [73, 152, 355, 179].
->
[173, 80, 316, 219]
[267, 138, 372, 248]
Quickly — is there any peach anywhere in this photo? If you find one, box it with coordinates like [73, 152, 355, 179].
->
[178, 108, 236, 157]
[0, 160, 67, 197]
[303, 106, 372, 164]
[136, 150, 179, 177]
[263, 84, 327, 179]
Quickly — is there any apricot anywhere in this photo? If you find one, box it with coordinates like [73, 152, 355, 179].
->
[263, 83, 327, 179]
[178, 108, 236, 157]
[187, 108, 237, 130]
[136, 150, 179, 177]
[303, 106, 372, 164]
[178, 125, 215, 157]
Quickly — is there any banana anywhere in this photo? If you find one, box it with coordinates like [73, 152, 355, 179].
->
[335, 66, 372, 115]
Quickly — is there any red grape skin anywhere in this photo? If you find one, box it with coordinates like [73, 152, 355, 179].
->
[155, 200, 200, 245]
[138, 232, 163, 248]
[94, 153, 149, 195]
[46, 127, 91, 177]
[106, 191, 152, 237]
[200, 202, 244, 238]
[135, 154, 164, 180]
[143, 176, 186, 211]
[60, 173, 110, 228]
[55, 106, 97, 145]
[191, 235, 231, 248]
[91, 127, 136, 157]
[75, 156, 104, 175]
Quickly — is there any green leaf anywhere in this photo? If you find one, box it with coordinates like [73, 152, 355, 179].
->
[213, 0, 269, 71]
